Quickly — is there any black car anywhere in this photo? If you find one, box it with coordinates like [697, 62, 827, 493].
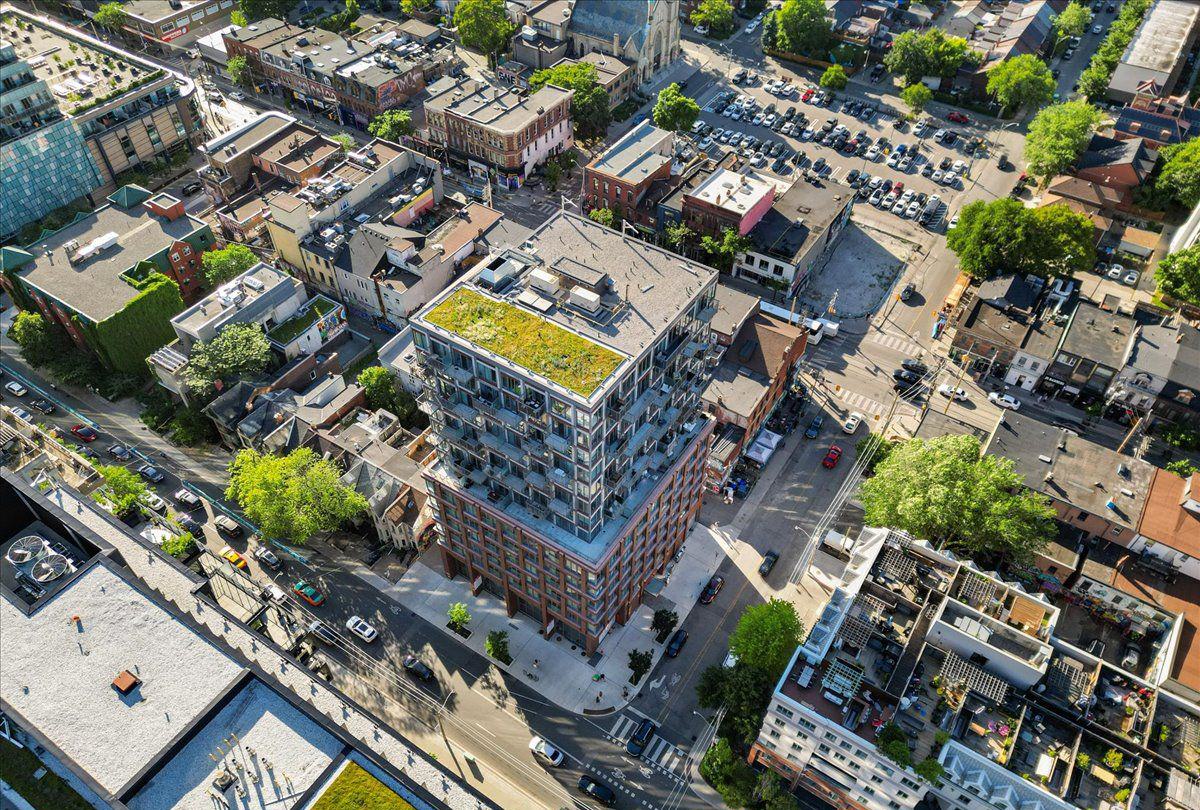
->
[894, 380, 924, 398]
[403, 655, 436, 683]
[846, 169, 860, 185]
[181, 181, 203, 196]
[30, 398, 55, 414]
[901, 358, 928, 375]
[783, 106, 796, 120]
[699, 575, 725, 604]
[759, 550, 779, 576]
[577, 776, 617, 807]
[812, 157, 826, 172]
[881, 179, 893, 193]
[804, 415, 824, 438]
[665, 628, 689, 658]
[626, 718, 657, 756]
[176, 514, 203, 534]
[940, 156, 953, 170]
[893, 369, 921, 385]
[943, 131, 958, 145]
[137, 464, 166, 484]
[108, 444, 132, 460]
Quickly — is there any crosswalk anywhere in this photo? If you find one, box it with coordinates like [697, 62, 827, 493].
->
[606, 713, 688, 781]
[865, 331, 926, 359]
[835, 388, 888, 417]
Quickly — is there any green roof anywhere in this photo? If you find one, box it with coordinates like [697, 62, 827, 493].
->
[425, 288, 625, 397]
[268, 296, 339, 344]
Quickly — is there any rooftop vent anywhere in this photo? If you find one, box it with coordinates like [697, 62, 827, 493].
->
[112, 670, 141, 696]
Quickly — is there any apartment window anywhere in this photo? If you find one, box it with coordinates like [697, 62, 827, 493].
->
[900, 778, 919, 790]
[117, 132, 137, 160]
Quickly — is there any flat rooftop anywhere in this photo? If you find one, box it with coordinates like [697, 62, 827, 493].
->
[688, 167, 779, 216]
[1120, 0, 1200, 74]
[588, 119, 673, 184]
[425, 75, 572, 134]
[1060, 300, 1135, 368]
[749, 178, 852, 262]
[174, 263, 296, 334]
[0, 561, 244, 797]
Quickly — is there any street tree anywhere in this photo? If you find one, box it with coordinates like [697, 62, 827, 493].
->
[531, 62, 611, 138]
[367, 109, 414, 142]
[859, 434, 1056, 565]
[774, 0, 831, 58]
[227, 55, 251, 87]
[1027, 203, 1097, 277]
[1053, 2, 1092, 42]
[94, 2, 127, 31]
[1024, 100, 1102, 181]
[238, 0, 297, 23]
[453, 0, 515, 69]
[884, 28, 971, 85]
[700, 228, 751, 272]
[183, 323, 272, 397]
[628, 649, 652, 684]
[819, 64, 848, 91]
[690, 0, 735, 39]
[402, 0, 436, 14]
[759, 772, 802, 810]
[652, 83, 700, 133]
[1157, 138, 1200, 208]
[699, 738, 758, 807]
[447, 602, 472, 630]
[485, 630, 511, 662]
[1155, 247, 1200, 308]
[96, 464, 147, 516]
[987, 54, 1055, 114]
[652, 608, 678, 640]
[947, 198, 1094, 280]
[226, 448, 369, 545]
[728, 599, 803, 679]
[761, 9, 779, 50]
[8, 311, 65, 367]
[900, 83, 932, 116]
[588, 207, 615, 228]
[665, 221, 694, 254]
[201, 243, 257, 287]
[697, 662, 778, 747]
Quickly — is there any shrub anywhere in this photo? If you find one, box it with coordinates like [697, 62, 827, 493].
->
[161, 532, 197, 560]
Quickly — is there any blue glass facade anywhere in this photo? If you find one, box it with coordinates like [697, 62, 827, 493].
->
[0, 118, 100, 240]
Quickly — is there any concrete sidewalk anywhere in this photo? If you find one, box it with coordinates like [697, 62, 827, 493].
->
[354, 526, 728, 715]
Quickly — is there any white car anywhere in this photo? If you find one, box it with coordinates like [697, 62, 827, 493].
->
[842, 412, 864, 434]
[891, 198, 907, 214]
[1123, 270, 1140, 286]
[948, 214, 959, 230]
[942, 171, 959, 186]
[228, 90, 245, 101]
[887, 152, 901, 167]
[764, 114, 777, 127]
[691, 120, 705, 134]
[866, 145, 882, 160]
[695, 24, 709, 36]
[1092, 24, 1103, 35]
[529, 736, 565, 766]
[988, 392, 1022, 411]
[1106, 264, 1125, 280]
[932, 169, 944, 183]
[262, 583, 287, 603]
[898, 156, 912, 172]
[933, 129, 947, 142]
[781, 122, 795, 136]
[346, 615, 379, 642]
[10, 406, 34, 422]
[938, 384, 968, 402]
[173, 488, 201, 508]
[869, 189, 884, 206]
[4, 380, 28, 397]
[801, 127, 815, 140]
[905, 201, 922, 218]
[140, 492, 167, 513]
[951, 160, 966, 175]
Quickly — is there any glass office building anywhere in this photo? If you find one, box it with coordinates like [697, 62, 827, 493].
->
[0, 118, 100, 241]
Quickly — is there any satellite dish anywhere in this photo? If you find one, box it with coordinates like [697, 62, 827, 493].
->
[6, 535, 45, 565]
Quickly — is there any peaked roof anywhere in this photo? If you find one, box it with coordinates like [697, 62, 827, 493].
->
[569, 0, 652, 50]
[105, 184, 153, 209]
[0, 246, 34, 271]
[1077, 134, 1155, 180]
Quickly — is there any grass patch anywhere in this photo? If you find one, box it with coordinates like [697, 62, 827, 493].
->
[310, 761, 415, 810]
[268, 296, 340, 345]
[0, 737, 94, 810]
[425, 288, 625, 396]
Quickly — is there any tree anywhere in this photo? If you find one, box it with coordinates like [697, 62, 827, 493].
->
[1024, 100, 1102, 180]
[987, 55, 1056, 114]
[761, 9, 779, 50]
[238, 0, 298, 23]
[691, 0, 735, 39]
[161, 532, 198, 560]
[531, 62, 611, 138]
[665, 221, 694, 254]
[367, 109, 414, 142]
[819, 64, 848, 91]
[227, 54, 251, 87]
[774, 0, 831, 58]
[900, 83, 932, 116]
[230, 9, 248, 26]
[402, 0, 435, 14]
[226, 448, 369, 544]
[201, 243, 257, 287]
[860, 434, 1055, 565]
[915, 757, 945, 783]
[652, 83, 700, 133]
[8, 311, 66, 367]
[696, 662, 777, 747]
[1167, 459, 1199, 479]
[96, 464, 147, 516]
[94, 2, 127, 31]
[588, 207, 615, 228]
[700, 228, 751, 273]
[759, 772, 801, 810]
[184, 323, 272, 396]
[884, 29, 971, 85]
[699, 738, 758, 808]
[330, 132, 355, 151]
[1053, 2, 1092, 42]
[453, 0, 515, 70]
[728, 599, 803, 679]
[485, 630, 511, 662]
[359, 365, 398, 409]
[447, 602, 472, 631]
[877, 723, 912, 767]
[947, 198, 1094, 280]
[652, 608, 679, 640]
[1155, 247, 1200, 307]
[857, 433, 898, 476]
[1157, 138, 1200, 208]
[628, 649, 652, 684]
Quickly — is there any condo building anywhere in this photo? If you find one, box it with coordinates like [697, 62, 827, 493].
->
[409, 211, 717, 653]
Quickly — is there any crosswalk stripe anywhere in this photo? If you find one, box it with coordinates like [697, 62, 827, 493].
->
[865, 331, 925, 357]
[610, 715, 635, 740]
[836, 390, 886, 416]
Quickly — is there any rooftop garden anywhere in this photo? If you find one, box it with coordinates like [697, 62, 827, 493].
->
[424, 287, 624, 397]
[268, 296, 341, 345]
[310, 762, 415, 810]
[0, 737, 94, 810]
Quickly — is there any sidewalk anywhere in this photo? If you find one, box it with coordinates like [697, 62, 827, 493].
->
[352, 528, 728, 715]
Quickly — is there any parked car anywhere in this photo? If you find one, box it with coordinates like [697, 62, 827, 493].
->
[214, 514, 244, 538]
[181, 181, 203, 196]
[4, 380, 28, 397]
[142, 491, 168, 512]
[665, 628, 689, 657]
[220, 545, 248, 570]
[988, 392, 1022, 411]
[292, 579, 326, 606]
[308, 620, 337, 645]
[947, 111, 969, 123]
[900, 282, 916, 301]
[1121, 643, 1140, 671]
[71, 424, 99, 443]
[937, 384, 968, 402]
[842, 412, 864, 434]
[626, 718, 658, 757]
[577, 775, 617, 807]
[403, 655, 436, 682]
[30, 398, 55, 414]
[529, 736, 565, 767]
[821, 445, 843, 468]
[261, 583, 287, 603]
[759, 550, 780, 576]
[253, 544, 282, 570]
[108, 444, 132, 460]
[893, 369, 922, 386]
[137, 463, 165, 483]
[804, 415, 824, 439]
[699, 575, 725, 604]
[901, 358, 928, 375]
[10, 407, 34, 422]
[173, 487, 201, 509]
[346, 615, 378, 642]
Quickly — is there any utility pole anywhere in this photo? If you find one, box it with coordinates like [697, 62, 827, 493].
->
[942, 354, 969, 415]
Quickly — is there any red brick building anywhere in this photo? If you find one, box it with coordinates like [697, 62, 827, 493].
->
[582, 120, 675, 227]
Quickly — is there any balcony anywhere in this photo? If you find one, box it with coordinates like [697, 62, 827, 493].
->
[526, 470, 550, 492]
[697, 303, 717, 323]
[546, 432, 572, 456]
[496, 407, 524, 430]
[451, 401, 478, 423]
[548, 497, 574, 518]
[447, 364, 474, 387]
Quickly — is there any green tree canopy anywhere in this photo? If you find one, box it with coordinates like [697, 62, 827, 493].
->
[699, 738, 758, 808]
[820, 64, 848, 90]
[691, 0, 736, 38]
[447, 601, 472, 629]
[201, 243, 257, 287]
[96, 464, 147, 516]
[227, 54, 251, 87]
[230, 9, 248, 26]
[697, 662, 778, 747]
[986, 54, 1056, 114]
[900, 83, 932, 116]
[947, 198, 1094, 280]
[402, 0, 436, 14]
[761, 9, 779, 50]
[184, 323, 272, 396]
[356, 366, 419, 423]
[728, 599, 804, 679]
[8, 311, 65, 367]
[238, 0, 297, 23]
[531, 62, 611, 138]
[1053, 2, 1092, 41]
[1155, 246, 1200, 308]
[1077, 0, 1150, 98]
[1023, 100, 1102, 181]
[1157, 138, 1200, 208]
[774, 0, 831, 57]
[226, 448, 368, 544]
[700, 228, 752, 272]
[652, 83, 700, 133]
[367, 109, 414, 142]
[884, 29, 972, 85]
[94, 2, 128, 30]
[453, 0, 515, 69]
[588, 207, 615, 228]
[860, 434, 1055, 565]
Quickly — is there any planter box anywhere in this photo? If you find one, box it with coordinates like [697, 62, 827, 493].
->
[447, 622, 472, 639]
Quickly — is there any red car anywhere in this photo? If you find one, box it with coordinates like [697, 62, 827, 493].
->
[892, 181, 904, 194]
[946, 111, 969, 123]
[802, 88, 815, 102]
[70, 424, 98, 442]
[822, 445, 844, 469]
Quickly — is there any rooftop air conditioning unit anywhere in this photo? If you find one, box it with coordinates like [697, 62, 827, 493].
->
[243, 275, 266, 291]
[569, 286, 601, 313]
[529, 268, 560, 295]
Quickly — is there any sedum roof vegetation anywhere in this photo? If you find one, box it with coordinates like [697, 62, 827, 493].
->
[425, 287, 624, 397]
